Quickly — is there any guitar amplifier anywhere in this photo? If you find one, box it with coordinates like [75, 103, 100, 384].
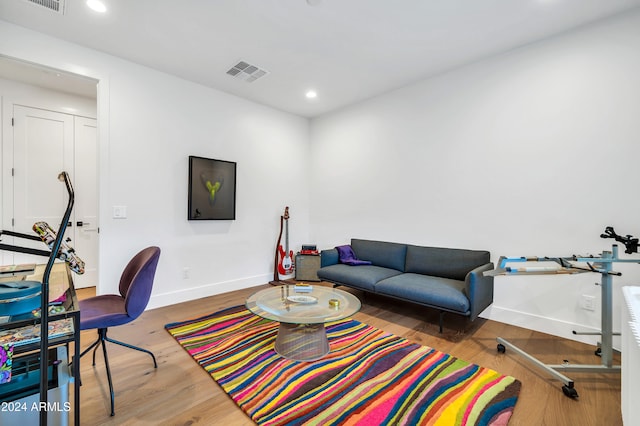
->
[295, 254, 321, 282]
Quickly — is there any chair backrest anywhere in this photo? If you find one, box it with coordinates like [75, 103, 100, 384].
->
[118, 246, 161, 319]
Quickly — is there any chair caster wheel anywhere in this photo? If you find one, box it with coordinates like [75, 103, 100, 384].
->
[562, 385, 578, 399]
[595, 347, 601, 357]
[497, 344, 506, 353]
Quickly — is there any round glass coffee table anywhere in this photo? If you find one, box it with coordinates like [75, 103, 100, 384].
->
[246, 285, 361, 361]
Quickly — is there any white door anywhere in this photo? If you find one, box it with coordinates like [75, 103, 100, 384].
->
[12, 105, 74, 261]
[11, 105, 98, 288]
[72, 117, 99, 288]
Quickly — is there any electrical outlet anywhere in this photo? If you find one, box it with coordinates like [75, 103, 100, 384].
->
[581, 295, 596, 311]
[182, 267, 190, 279]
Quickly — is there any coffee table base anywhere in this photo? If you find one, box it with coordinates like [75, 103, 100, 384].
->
[274, 322, 330, 362]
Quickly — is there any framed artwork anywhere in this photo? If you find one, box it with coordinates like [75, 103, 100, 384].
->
[188, 156, 237, 220]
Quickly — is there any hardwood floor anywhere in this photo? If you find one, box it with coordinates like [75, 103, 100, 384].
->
[73, 284, 621, 425]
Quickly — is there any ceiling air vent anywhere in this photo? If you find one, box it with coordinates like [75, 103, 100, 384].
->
[226, 61, 268, 83]
[23, 0, 65, 14]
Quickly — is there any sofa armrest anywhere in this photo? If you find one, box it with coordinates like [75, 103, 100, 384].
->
[465, 262, 494, 321]
[320, 248, 339, 267]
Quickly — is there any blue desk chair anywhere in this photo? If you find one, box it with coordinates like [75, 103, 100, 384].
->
[79, 246, 161, 416]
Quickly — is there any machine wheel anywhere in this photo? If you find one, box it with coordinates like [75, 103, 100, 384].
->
[562, 385, 579, 399]
[497, 344, 506, 353]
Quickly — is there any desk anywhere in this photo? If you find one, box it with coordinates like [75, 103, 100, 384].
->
[0, 263, 80, 425]
[246, 285, 361, 361]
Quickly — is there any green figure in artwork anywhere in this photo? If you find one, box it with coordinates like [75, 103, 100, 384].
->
[206, 180, 221, 203]
[201, 171, 224, 206]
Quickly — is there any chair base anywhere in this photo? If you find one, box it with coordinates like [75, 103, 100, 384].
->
[79, 327, 157, 416]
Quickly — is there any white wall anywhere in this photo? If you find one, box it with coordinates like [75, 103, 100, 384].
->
[0, 21, 311, 308]
[3, 10, 640, 347]
[309, 10, 640, 346]
[0, 77, 96, 117]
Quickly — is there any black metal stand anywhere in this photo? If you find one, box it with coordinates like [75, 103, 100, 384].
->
[39, 172, 75, 425]
[0, 172, 75, 425]
[0, 230, 52, 258]
[270, 212, 285, 286]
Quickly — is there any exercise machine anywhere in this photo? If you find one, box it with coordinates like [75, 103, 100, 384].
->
[485, 227, 640, 398]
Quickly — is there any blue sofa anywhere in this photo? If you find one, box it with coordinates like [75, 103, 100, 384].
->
[317, 238, 494, 332]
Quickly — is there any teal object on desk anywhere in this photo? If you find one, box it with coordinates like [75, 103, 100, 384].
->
[0, 281, 42, 316]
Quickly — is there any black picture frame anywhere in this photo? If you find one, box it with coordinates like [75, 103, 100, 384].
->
[188, 156, 236, 220]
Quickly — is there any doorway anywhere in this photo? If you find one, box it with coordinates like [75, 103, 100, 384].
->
[0, 57, 99, 289]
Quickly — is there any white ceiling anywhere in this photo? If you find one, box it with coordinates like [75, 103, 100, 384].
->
[0, 55, 98, 98]
[1, 0, 640, 117]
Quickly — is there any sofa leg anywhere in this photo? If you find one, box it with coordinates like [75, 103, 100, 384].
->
[439, 311, 445, 334]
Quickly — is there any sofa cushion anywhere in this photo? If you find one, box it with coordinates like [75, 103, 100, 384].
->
[320, 248, 339, 267]
[375, 273, 470, 315]
[317, 264, 402, 292]
[351, 239, 407, 272]
[404, 245, 490, 281]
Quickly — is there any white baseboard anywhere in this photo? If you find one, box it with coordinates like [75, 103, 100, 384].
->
[482, 305, 621, 351]
[147, 273, 271, 310]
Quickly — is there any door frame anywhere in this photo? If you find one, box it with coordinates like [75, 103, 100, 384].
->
[1, 70, 103, 292]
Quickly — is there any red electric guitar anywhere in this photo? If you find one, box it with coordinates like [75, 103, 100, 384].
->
[277, 207, 294, 275]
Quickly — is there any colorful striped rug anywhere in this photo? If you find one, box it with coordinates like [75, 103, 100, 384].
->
[165, 305, 520, 425]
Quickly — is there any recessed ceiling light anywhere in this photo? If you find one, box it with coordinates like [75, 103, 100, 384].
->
[305, 90, 317, 99]
[86, 0, 106, 13]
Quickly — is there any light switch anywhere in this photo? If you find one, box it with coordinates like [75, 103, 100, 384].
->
[113, 205, 127, 219]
